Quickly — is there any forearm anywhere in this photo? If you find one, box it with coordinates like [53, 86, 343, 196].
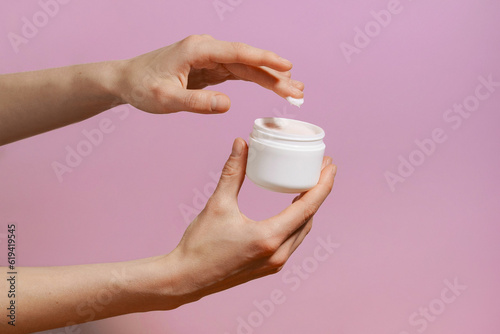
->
[0, 36, 304, 145]
[0, 61, 125, 145]
[0, 256, 173, 333]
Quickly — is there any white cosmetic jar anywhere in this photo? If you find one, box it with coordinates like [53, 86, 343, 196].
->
[246, 117, 326, 193]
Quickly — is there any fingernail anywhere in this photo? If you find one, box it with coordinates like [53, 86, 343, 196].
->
[231, 138, 243, 157]
[321, 159, 327, 170]
[289, 85, 303, 97]
[322, 157, 332, 170]
[211, 95, 230, 112]
[331, 165, 337, 176]
[291, 79, 303, 89]
[279, 57, 293, 67]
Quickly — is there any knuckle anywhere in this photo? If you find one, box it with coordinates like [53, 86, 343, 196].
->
[304, 221, 313, 235]
[181, 35, 205, 52]
[199, 34, 214, 40]
[183, 93, 207, 111]
[147, 83, 170, 111]
[273, 265, 285, 274]
[183, 93, 197, 109]
[221, 158, 239, 178]
[231, 41, 246, 50]
[230, 42, 248, 61]
[302, 202, 318, 224]
[184, 34, 204, 43]
[254, 237, 280, 257]
[268, 255, 287, 270]
[205, 197, 229, 216]
[150, 83, 166, 99]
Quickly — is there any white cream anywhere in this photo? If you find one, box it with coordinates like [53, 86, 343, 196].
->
[261, 118, 317, 136]
[286, 96, 304, 108]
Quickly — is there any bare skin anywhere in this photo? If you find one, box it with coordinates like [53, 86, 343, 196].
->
[0, 34, 304, 145]
[0, 35, 335, 334]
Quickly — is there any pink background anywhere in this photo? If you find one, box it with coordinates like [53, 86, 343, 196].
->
[1, 0, 500, 333]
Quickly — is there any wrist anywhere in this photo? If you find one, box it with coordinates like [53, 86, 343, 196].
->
[107, 57, 143, 108]
[72, 60, 129, 110]
[129, 254, 187, 311]
[99, 59, 129, 107]
[146, 250, 211, 311]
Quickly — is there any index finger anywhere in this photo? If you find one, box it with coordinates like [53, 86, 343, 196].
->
[195, 39, 293, 72]
[264, 163, 337, 239]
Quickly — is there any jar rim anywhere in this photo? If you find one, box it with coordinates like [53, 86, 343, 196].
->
[253, 117, 325, 142]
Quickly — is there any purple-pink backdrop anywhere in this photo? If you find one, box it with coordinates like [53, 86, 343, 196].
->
[1, 0, 499, 333]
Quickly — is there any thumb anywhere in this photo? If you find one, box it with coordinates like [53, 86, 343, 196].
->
[213, 138, 248, 200]
[167, 86, 231, 114]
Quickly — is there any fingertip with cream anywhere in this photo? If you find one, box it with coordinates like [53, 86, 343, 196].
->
[286, 96, 305, 108]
